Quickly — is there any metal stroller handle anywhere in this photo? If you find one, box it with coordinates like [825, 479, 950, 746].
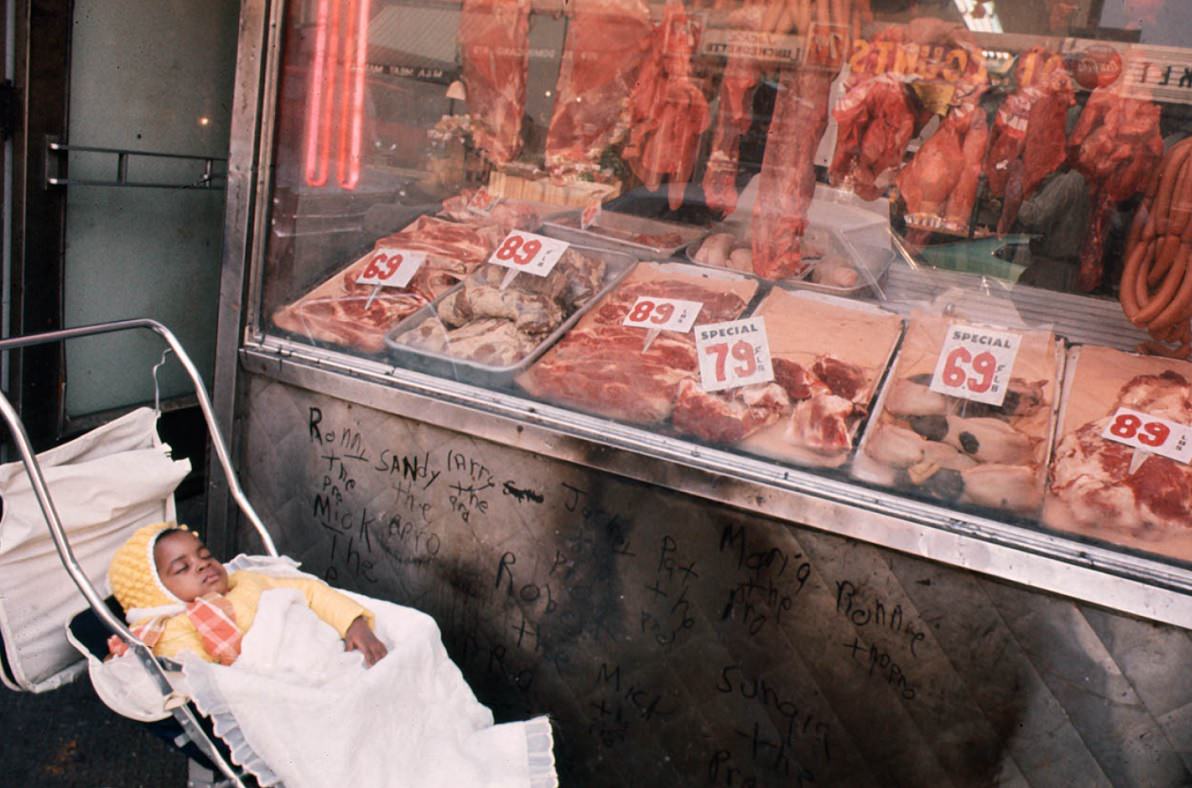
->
[0, 317, 280, 788]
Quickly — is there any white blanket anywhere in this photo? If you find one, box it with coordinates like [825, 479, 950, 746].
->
[182, 587, 556, 788]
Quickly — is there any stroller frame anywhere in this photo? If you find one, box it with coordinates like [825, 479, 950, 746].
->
[0, 318, 279, 787]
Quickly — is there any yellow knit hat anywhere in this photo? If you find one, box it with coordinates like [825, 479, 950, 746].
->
[108, 522, 189, 612]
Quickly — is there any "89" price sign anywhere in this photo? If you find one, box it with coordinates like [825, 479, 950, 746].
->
[622, 297, 702, 333]
[487, 230, 569, 277]
[695, 317, 774, 392]
[928, 323, 1022, 407]
[355, 248, 426, 289]
[1101, 407, 1192, 464]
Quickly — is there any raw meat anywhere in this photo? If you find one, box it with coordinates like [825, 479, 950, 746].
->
[459, 0, 531, 166]
[702, 6, 766, 216]
[622, 0, 711, 211]
[984, 49, 1076, 234]
[439, 188, 541, 232]
[789, 393, 859, 454]
[398, 249, 609, 365]
[272, 216, 505, 353]
[544, 0, 653, 177]
[898, 106, 990, 235]
[672, 379, 789, 443]
[750, 66, 833, 279]
[402, 318, 541, 366]
[857, 314, 1058, 514]
[519, 268, 756, 424]
[1050, 371, 1192, 533]
[1069, 87, 1163, 291]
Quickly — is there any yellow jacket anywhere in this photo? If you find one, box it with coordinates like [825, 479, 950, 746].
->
[153, 570, 374, 663]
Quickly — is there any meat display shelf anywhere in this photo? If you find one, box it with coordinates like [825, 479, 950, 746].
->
[238, 333, 1192, 630]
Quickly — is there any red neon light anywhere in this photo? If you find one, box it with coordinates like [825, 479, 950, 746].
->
[303, 0, 332, 187]
[339, 0, 371, 190]
[304, 0, 370, 191]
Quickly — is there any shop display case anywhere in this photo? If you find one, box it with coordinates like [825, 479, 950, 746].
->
[218, 0, 1192, 629]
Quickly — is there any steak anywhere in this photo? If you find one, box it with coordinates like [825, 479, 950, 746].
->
[519, 270, 754, 423]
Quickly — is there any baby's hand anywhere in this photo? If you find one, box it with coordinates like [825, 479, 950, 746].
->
[344, 616, 388, 667]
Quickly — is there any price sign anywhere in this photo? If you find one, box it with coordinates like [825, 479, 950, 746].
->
[581, 201, 602, 230]
[695, 317, 774, 393]
[623, 297, 703, 352]
[488, 230, 569, 280]
[355, 248, 426, 289]
[1101, 407, 1192, 465]
[623, 297, 702, 333]
[928, 324, 1022, 407]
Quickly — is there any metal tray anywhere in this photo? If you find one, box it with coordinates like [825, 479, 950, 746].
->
[383, 245, 636, 388]
[541, 210, 707, 259]
[686, 222, 894, 297]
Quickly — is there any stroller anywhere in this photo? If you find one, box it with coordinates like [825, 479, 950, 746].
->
[0, 318, 277, 787]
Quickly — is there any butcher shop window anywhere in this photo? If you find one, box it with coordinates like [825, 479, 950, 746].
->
[252, 1, 1192, 565]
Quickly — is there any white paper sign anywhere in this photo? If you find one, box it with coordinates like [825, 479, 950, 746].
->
[929, 323, 1022, 407]
[695, 317, 774, 393]
[622, 297, 703, 333]
[487, 230, 569, 278]
[355, 248, 426, 289]
[1101, 407, 1192, 465]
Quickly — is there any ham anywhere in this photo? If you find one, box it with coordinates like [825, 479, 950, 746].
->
[544, 0, 652, 177]
[459, 0, 531, 166]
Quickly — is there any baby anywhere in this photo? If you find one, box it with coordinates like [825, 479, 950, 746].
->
[107, 522, 387, 667]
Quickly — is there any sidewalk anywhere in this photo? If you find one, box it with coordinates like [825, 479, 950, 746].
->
[0, 673, 184, 787]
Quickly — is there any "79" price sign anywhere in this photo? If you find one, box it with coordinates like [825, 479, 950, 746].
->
[929, 323, 1022, 407]
[695, 317, 774, 393]
[1101, 407, 1192, 465]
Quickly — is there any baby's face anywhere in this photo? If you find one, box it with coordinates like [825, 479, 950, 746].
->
[154, 531, 229, 602]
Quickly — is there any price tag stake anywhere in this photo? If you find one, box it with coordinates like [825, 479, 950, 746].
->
[695, 317, 774, 393]
[622, 297, 703, 352]
[929, 323, 1022, 407]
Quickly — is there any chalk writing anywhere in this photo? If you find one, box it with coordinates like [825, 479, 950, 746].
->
[835, 581, 928, 658]
[502, 481, 544, 504]
[719, 524, 810, 636]
[640, 535, 698, 649]
[842, 636, 916, 700]
[717, 664, 831, 766]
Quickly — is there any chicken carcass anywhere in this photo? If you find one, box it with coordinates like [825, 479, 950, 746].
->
[622, 0, 710, 211]
[898, 106, 990, 234]
[985, 49, 1076, 234]
[702, 6, 766, 216]
[1069, 87, 1164, 291]
[544, 0, 653, 177]
[459, 0, 531, 166]
[829, 27, 916, 201]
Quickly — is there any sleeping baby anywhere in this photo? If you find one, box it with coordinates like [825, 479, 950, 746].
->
[107, 522, 387, 667]
[103, 522, 558, 788]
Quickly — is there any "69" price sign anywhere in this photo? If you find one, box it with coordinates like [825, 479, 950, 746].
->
[1101, 407, 1192, 465]
[928, 323, 1022, 407]
[355, 248, 426, 289]
[487, 230, 569, 278]
[695, 317, 774, 393]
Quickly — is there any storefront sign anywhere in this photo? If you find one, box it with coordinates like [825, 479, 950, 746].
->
[696, 317, 774, 393]
[929, 324, 1021, 407]
[1102, 407, 1192, 465]
[700, 29, 803, 64]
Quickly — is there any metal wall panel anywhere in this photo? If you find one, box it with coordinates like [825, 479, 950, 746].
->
[237, 373, 1192, 786]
